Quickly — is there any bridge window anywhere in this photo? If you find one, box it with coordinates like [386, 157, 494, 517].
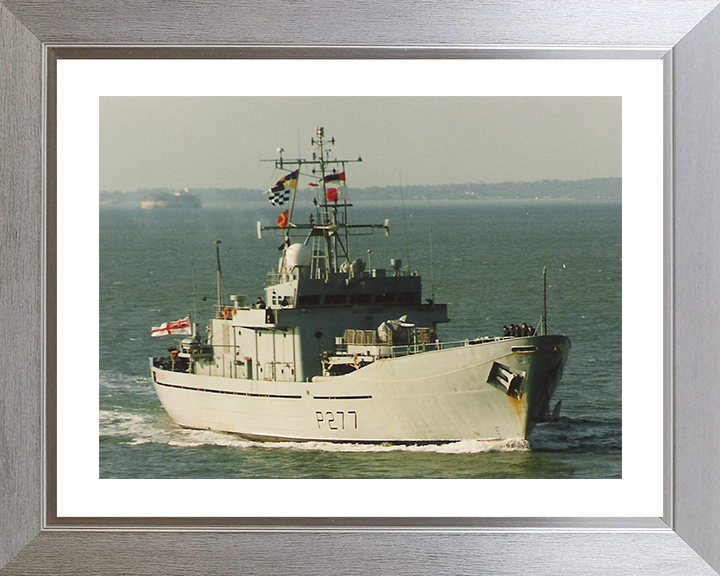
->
[350, 294, 372, 304]
[350, 293, 373, 304]
[399, 292, 418, 303]
[376, 292, 397, 304]
[324, 294, 347, 305]
[298, 295, 321, 306]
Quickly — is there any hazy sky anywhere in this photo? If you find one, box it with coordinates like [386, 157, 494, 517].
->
[100, 97, 620, 192]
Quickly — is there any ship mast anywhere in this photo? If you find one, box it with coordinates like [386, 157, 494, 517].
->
[315, 127, 335, 273]
[543, 266, 548, 336]
[214, 240, 225, 308]
[260, 127, 387, 279]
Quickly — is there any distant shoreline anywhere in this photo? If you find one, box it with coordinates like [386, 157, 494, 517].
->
[100, 177, 622, 208]
[100, 197, 622, 210]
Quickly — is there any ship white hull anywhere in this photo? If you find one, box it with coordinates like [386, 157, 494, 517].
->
[151, 335, 569, 443]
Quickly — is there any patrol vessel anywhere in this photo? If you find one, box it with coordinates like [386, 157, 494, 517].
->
[150, 128, 570, 443]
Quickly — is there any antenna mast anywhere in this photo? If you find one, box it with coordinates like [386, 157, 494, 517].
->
[214, 240, 225, 308]
[543, 266, 548, 336]
[191, 259, 198, 337]
[259, 128, 386, 277]
[399, 171, 411, 269]
[427, 197, 436, 301]
[316, 127, 335, 274]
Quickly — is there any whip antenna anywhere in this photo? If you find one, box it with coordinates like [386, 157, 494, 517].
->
[191, 255, 198, 337]
[398, 171, 411, 269]
[543, 266, 548, 335]
[214, 240, 225, 309]
[427, 197, 436, 301]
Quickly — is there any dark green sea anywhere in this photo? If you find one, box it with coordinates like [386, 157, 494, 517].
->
[99, 199, 621, 479]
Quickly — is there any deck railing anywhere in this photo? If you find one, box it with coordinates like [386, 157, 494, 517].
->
[340, 336, 515, 358]
[152, 356, 189, 373]
[266, 271, 297, 285]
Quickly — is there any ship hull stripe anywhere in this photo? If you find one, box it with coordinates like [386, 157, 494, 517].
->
[312, 395, 372, 400]
[155, 380, 302, 400]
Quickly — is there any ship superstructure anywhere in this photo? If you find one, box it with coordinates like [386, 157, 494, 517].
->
[150, 128, 570, 443]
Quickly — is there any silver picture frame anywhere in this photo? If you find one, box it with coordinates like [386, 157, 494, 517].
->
[2, 1, 720, 573]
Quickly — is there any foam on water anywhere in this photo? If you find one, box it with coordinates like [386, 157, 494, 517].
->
[100, 410, 156, 441]
[99, 370, 149, 391]
[168, 432, 530, 454]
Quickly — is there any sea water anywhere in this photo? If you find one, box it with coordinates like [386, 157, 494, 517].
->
[99, 199, 621, 479]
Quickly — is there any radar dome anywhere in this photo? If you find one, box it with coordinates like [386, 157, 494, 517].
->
[285, 243, 312, 269]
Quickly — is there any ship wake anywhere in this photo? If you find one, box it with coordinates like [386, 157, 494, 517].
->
[100, 410, 529, 454]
